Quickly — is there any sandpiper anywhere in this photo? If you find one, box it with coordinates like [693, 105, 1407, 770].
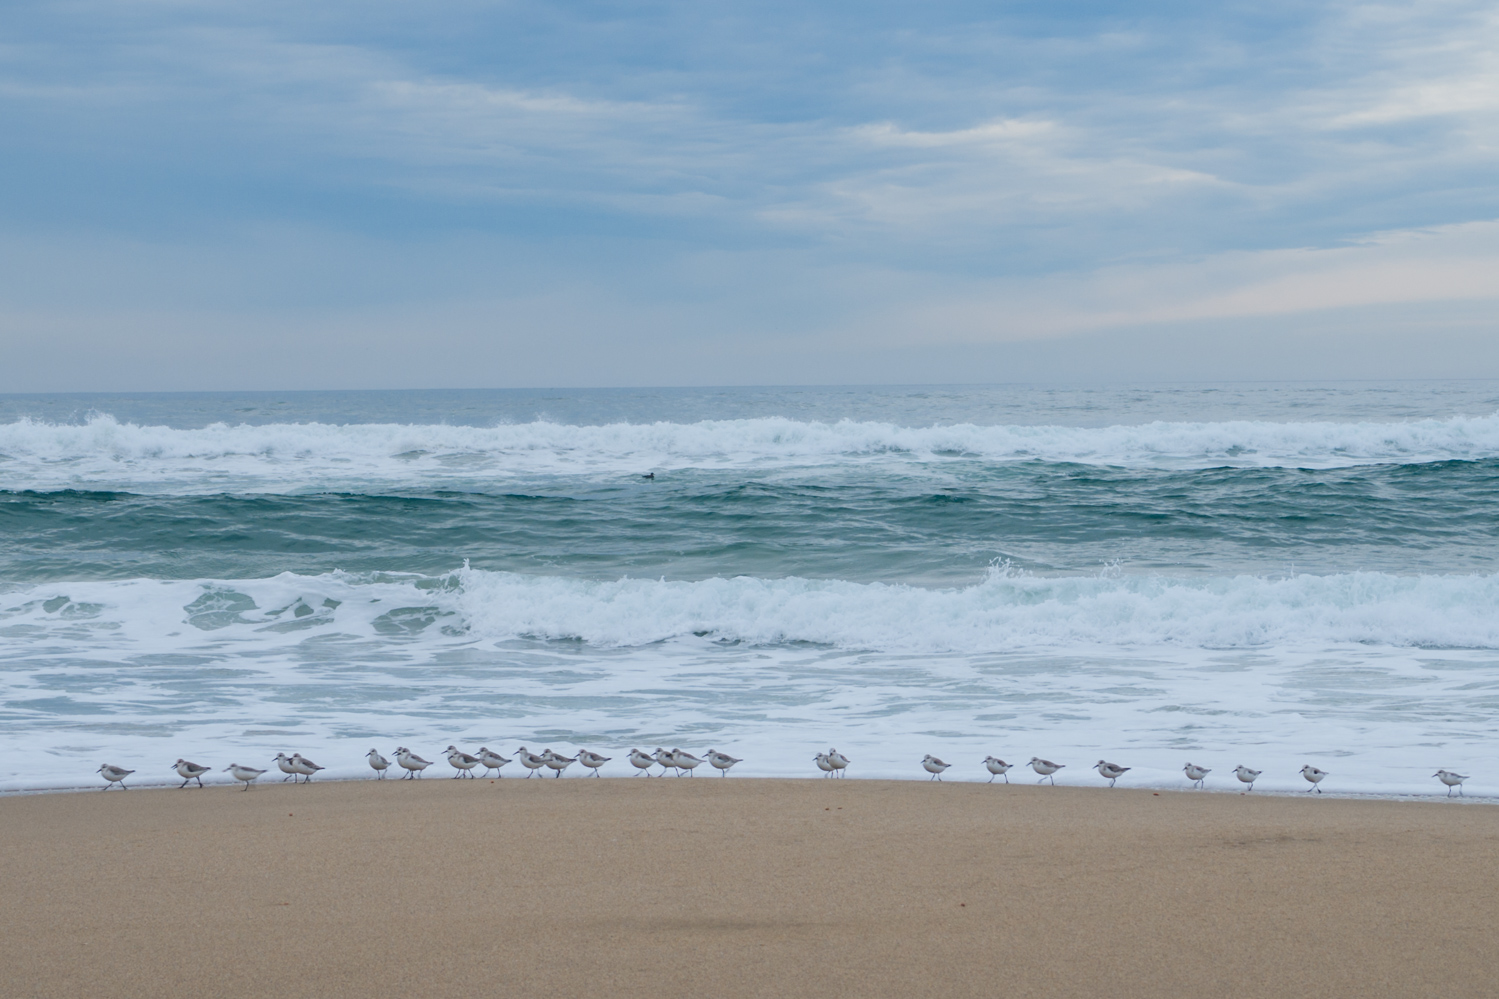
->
[97, 764, 134, 789]
[174, 759, 212, 788]
[477, 747, 512, 777]
[1029, 757, 1064, 784]
[983, 757, 1012, 783]
[224, 764, 266, 789]
[671, 749, 704, 776]
[814, 752, 834, 777]
[274, 752, 300, 782]
[922, 755, 951, 781]
[397, 747, 433, 778]
[1093, 760, 1130, 787]
[446, 746, 481, 778]
[367, 749, 391, 779]
[652, 748, 677, 776]
[1233, 765, 1261, 790]
[1301, 765, 1329, 793]
[627, 748, 657, 775]
[1183, 763, 1211, 788]
[542, 749, 577, 777]
[1434, 770, 1470, 797]
[706, 750, 741, 776]
[291, 754, 324, 782]
[578, 750, 611, 776]
[515, 747, 548, 777]
[828, 749, 850, 778]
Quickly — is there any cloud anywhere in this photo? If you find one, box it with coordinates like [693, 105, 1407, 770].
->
[2, 0, 1499, 389]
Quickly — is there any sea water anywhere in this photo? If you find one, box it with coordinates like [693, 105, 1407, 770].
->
[3, 382, 1498, 794]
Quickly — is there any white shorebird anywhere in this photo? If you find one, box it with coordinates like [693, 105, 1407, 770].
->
[1434, 769, 1470, 797]
[577, 750, 611, 776]
[1301, 765, 1329, 793]
[652, 748, 677, 776]
[922, 755, 951, 781]
[291, 754, 324, 782]
[1233, 765, 1261, 790]
[367, 749, 391, 779]
[706, 750, 741, 776]
[173, 759, 212, 788]
[274, 752, 300, 782]
[1183, 763, 1211, 788]
[1093, 760, 1130, 788]
[396, 747, 433, 779]
[542, 749, 577, 777]
[627, 748, 657, 775]
[671, 749, 704, 776]
[446, 746, 481, 778]
[983, 756, 1012, 783]
[97, 764, 134, 789]
[515, 748, 548, 777]
[828, 749, 850, 778]
[477, 747, 512, 777]
[1029, 757, 1064, 784]
[224, 764, 266, 790]
[814, 752, 834, 777]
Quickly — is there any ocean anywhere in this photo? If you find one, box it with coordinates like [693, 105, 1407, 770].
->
[3, 382, 1499, 794]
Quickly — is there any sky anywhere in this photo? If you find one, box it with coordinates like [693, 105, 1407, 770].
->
[3, 0, 1499, 390]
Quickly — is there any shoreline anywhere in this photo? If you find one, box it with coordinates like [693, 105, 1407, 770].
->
[5, 776, 1498, 998]
[4, 769, 1494, 802]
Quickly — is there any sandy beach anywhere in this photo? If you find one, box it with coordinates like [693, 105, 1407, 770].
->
[3, 777, 1495, 998]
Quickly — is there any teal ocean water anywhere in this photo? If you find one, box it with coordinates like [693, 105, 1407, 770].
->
[4, 383, 1499, 793]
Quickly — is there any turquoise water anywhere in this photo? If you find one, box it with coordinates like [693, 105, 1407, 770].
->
[3, 382, 1499, 793]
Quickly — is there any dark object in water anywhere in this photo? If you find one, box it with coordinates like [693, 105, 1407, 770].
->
[643, 472, 655, 479]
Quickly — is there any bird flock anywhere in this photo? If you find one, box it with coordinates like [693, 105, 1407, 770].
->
[92, 748, 1474, 796]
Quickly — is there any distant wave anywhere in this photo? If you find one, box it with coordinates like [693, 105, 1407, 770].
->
[6, 565, 1499, 654]
[2, 412, 1499, 492]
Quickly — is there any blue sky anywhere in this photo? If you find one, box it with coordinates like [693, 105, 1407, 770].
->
[3, 0, 1499, 389]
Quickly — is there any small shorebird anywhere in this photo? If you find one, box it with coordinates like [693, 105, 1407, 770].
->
[396, 747, 433, 779]
[542, 749, 577, 777]
[224, 764, 266, 790]
[828, 749, 850, 778]
[367, 749, 391, 779]
[1233, 765, 1261, 790]
[173, 759, 212, 788]
[983, 757, 1012, 783]
[814, 752, 834, 777]
[652, 748, 677, 776]
[274, 752, 300, 782]
[98, 764, 134, 789]
[1029, 757, 1064, 784]
[578, 750, 611, 776]
[515, 748, 548, 777]
[1434, 769, 1470, 797]
[1093, 760, 1130, 788]
[1301, 765, 1329, 793]
[291, 754, 324, 782]
[1183, 763, 1211, 789]
[922, 755, 951, 781]
[477, 747, 512, 777]
[446, 746, 481, 778]
[706, 750, 741, 776]
[627, 748, 657, 775]
[671, 749, 704, 776]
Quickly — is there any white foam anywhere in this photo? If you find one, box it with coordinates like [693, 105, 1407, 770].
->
[3, 411, 1499, 493]
[3, 566, 1498, 794]
[5, 564, 1499, 656]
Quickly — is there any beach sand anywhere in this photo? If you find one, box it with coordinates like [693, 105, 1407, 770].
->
[2, 775, 1495, 998]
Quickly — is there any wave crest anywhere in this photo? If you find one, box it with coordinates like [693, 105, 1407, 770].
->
[2, 411, 1498, 493]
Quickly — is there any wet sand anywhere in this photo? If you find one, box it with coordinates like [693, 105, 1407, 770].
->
[2, 776, 1495, 998]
